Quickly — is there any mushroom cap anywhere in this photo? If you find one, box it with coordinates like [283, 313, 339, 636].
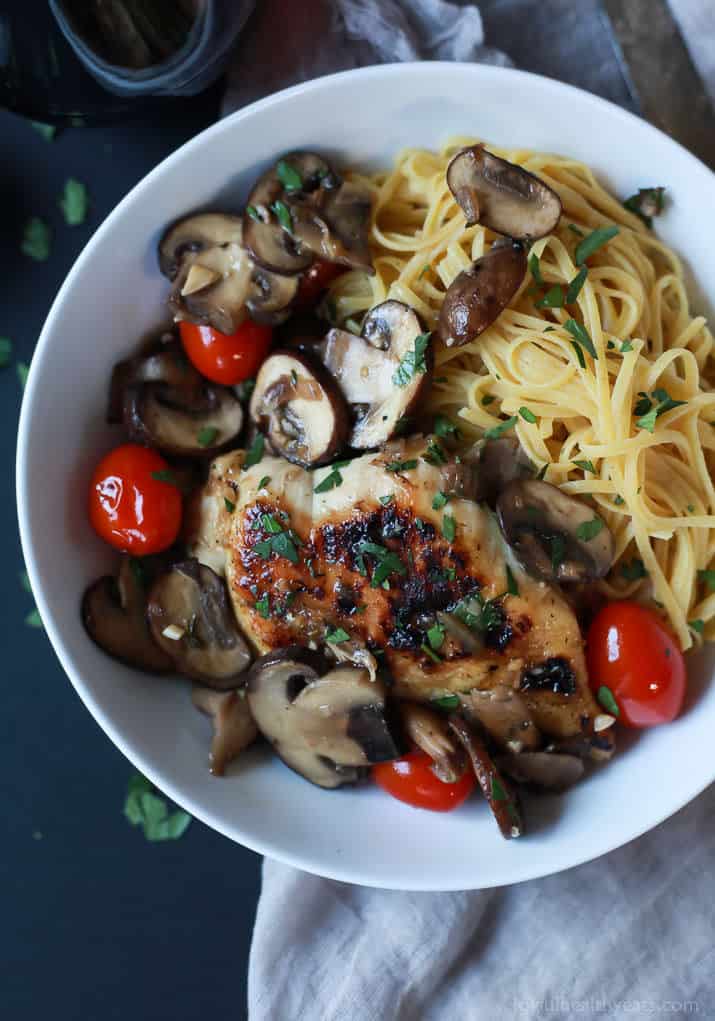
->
[159, 212, 244, 280]
[123, 380, 244, 459]
[438, 241, 527, 347]
[192, 686, 258, 776]
[496, 750, 585, 792]
[446, 145, 562, 241]
[497, 479, 614, 583]
[249, 348, 350, 467]
[448, 714, 524, 839]
[147, 560, 252, 687]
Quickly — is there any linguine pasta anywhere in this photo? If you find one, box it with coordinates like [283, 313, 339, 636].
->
[327, 138, 715, 651]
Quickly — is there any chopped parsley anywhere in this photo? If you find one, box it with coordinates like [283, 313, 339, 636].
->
[392, 332, 431, 387]
[621, 558, 647, 580]
[614, 495, 625, 506]
[535, 284, 564, 309]
[243, 433, 265, 469]
[422, 440, 448, 466]
[434, 413, 460, 438]
[564, 318, 597, 359]
[0, 337, 12, 367]
[481, 394, 496, 406]
[635, 388, 686, 432]
[385, 458, 418, 473]
[697, 569, 715, 591]
[623, 187, 665, 228]
[224, 497, 236, 514]
[519, 406, 537, 424]
[432, 491, 450, 510]
[326, 626, 350, 644]
[276, 159, 303, 191]
[314, 460, 351, 493]
[621, 340, 634, 353]
[505, 564, 519, 596]
[568, 224, 585, 237]
[528, 252, 543, 285]
[573, 459, 596, 473]
[484, 416, 517, 440]
[571, 342, 586, 368]
[537, 463, 549, 480]
[442, 514, 456, 543]
[258, 475, 271, 489]
[235, 378, 256, 402]
[197, 426, 219, 447]
[60, 178, 88, 226]
[566, 265, 588, 304]
[245, 205, 261, 222]
[690, 619, 705, 635]
[379, 494, 394, 506]
[253, 514, 301, 564]
[151, 469, 178, 485]
[419, 263, 430, 279]
[271, 200, 294, 232]
[575, 516, 605, 541]
[490, 777, 509, 802]
[21, 217, 51, 261]
[432, 694, 460, 710]
[16, 361, 29, 388]
[25, 609, 43, 629]
[575, 225, 619, 266]
[420, 643, 442, 664]
[124, 773, 191, 842]
[426, 623, 445, 650]
[358, 541, 406, 589]
[255, 594, 271, 618]
[597, 685, 620, 716]
[31, 121, 56, 141]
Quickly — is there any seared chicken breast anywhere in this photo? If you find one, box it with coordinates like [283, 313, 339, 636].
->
[187, 437, 604, 741]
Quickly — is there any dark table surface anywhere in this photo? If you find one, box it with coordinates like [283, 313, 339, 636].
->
[2, 4, 712, 1020]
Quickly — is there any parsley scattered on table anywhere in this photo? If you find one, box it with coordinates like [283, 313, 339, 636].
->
[25, 609, 43, 629]
[124, 773, 192, 842]
[434, 413, 459, 438]
[60, 178, 88, 226]
[690, 619, 705, 635]
[21, 217, 51, 261]
[16, 362, 29, 388]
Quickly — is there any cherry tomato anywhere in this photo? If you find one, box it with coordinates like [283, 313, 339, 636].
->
[586, 601, 686, 727]
[372, 750, 475, 812]
[295, 260, 344, 308]
[89, 444, 182, 555]
[179, 320, 272, 385]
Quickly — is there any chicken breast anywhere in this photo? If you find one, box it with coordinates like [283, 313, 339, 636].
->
[186, 437, 604, 741]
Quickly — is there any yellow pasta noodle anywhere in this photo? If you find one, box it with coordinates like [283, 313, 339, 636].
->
[328, 138, 715, 651]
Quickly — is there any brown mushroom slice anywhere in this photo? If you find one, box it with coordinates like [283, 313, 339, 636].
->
[497, 479, 614, 583]
[496, 751, 584, 792]
[147, 560, 251, 687]
[249, 349, 349, 467]
[548, 728, 616, 763]
[448, 715, 523, 839]
[322, 301, 431, 449]
[82, 557, 173, 673]
[124, 380, 243, 458]
[108, 342, 202, 424]
[246, 651, 400, 788]
[247, 264, 300, 325]
[401, 703, 466, 782]
[159, 212, 244, 280]
[170, 241, 253, 335]
[446, 145, 562, 241]
[192, 686, 258, 776]
[438, 241, 527, 347]
[289, 181, 374, 274]
[460, 685, 541, 752]
[242, 165, 315, 275]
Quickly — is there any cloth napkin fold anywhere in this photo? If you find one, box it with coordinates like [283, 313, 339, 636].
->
[219, 3, 715, 1018]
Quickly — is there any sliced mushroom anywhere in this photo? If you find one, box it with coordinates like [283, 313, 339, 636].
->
[438, 241, 527, 347]
[243, 152, 373, 275]
[401, 703, 466, 782]
[192, 685, 258, 776]
[497, 479, 614, 583]
[460, 685, 541, 752]
[124, 380, 243, 458]
[548, 729, 616, 763]
[108, 342, 202, 424]
[246, 650, 400, 788]
[82, 556, 173, 673]
[447, 145, 562, 241]
[147, 560, 251, 687]
[448, 715, 523, 839]
[321, 300, 431, 449]
[158, 212, 244, 280]
[168, 220, 299, 333]
[436, 437, 533, 508]
[249, 348, 349, 467]
[496, 751, 584, 791]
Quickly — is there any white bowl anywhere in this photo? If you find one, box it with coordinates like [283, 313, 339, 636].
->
[17, 62, 715, 891]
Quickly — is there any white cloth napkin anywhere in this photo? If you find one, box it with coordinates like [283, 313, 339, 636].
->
[219, 3, 715, 1018]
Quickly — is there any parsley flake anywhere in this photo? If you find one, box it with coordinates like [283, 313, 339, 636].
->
[392, 332, 431, 387]
[573, 459, 596, 474]
[224, 497, 236, 514]
[597, 685, 620, 716]
[484, 416, 517, 440]
[276, 159, 303, 191]
[151, 469, 178, 485]
[528, 252, 543, 285]
[379, 494, 394, 506]
[426, 623, 445, 650]
[420, 643, 442, 664]
[271, 200, 294, 232]
[258, 475, 271, 489]
[690, 619, 705, 635]
[124, 773, 191, 842]
[60, 178, 88, 226]
[245, 205, 261, 222]
[0, 337, 12, 367]
[432, 694, 460, 710]
[565, 318, 597, 359]
[519, 406, 537, 424]
[255, 594, 271, 618]
[505, 564, 519, 596]
[481, 395, 496, 406]
[243, 433, 265, 469]
[21, 217, 51, 261]
[575, 517, 604, 541]
[197, 426, 219, 447]
[697, 569, 715, 591]
[575, 225, 619, 266]
[432, 491, 449, 510]
[623, 187, 665, 228]
[442, 514, 456, 543]
[566, 265, 588, 304]
[386, 458, 418, 473]
[621, 340, 634, 353]
[326, 626, 350, 644]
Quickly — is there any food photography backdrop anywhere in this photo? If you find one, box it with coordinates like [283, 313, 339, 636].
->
[2, 2, 714, 1019]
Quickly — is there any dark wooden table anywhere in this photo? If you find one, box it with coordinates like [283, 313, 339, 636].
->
[2, 4, 713, 1020]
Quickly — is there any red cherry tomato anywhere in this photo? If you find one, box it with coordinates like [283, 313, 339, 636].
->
[586, 601, 686, 727]
[179, 320, 272, 385]
[89, 444, 182, 555]
[295, 260, 344, 308]
[372, 750, 475, 812]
